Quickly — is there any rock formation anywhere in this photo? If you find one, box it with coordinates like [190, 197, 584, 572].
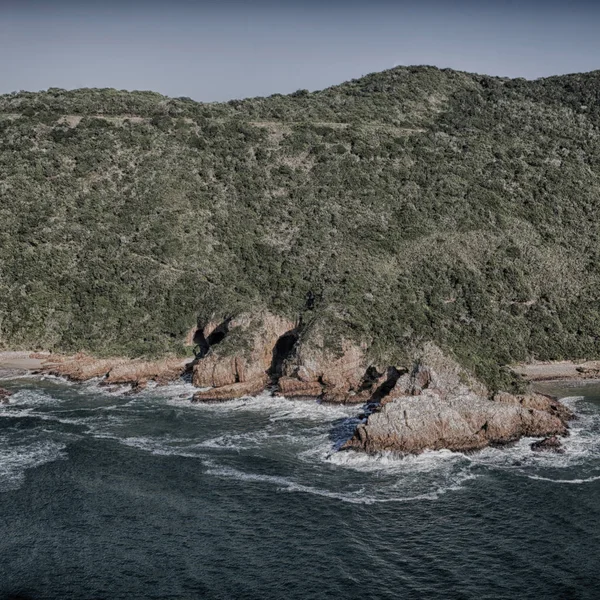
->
[39, 354, 190, 387]
[344, 344, 573, 454]
[531, 436, 564, 453]
[0, 387, 13, 404]
[191, 312, 295, 401]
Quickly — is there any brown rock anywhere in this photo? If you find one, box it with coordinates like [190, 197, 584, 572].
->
[344, 347, 573, 455]
[531, 436, 564, 453]
[276, 377, 323, 400]
[191, 376, 268, 403]
[344, 391, 568, 454]
[192, 312, 295, 388]
[40, 354, 190, 386]
[493, 391, 574, 425]
[281, 338, 369, 404]
[0, 387, 13, 404]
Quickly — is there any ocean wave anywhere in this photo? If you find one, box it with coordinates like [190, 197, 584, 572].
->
[0, 436, 67, 492]
[525, 474, 600, 484]
[203, 457, 478, 504]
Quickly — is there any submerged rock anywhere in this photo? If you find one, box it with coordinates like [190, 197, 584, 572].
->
[0, 387, 13, 404]
[531, 436, 564, 453]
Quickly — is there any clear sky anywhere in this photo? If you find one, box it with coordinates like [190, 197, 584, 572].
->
[1, 0, 599, 101]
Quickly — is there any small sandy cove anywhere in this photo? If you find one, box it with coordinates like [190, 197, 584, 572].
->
[0, 351, 49, 371]
[512, 360, 600, 382]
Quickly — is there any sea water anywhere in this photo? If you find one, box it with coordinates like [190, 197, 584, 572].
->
[0, 375, 598, 599]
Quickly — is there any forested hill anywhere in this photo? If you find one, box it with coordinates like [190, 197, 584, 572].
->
[2, 65, 600, 389]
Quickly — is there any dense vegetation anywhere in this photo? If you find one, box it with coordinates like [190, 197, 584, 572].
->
[2, 66, 600, 389]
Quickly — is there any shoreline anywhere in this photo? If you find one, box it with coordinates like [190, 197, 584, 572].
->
[3, 350, 600, 386]
[0, 351, 49, 372]
[512, 360, 600, 383]
[0, 349, 590, 456]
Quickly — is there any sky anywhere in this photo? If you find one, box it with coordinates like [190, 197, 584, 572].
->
[1, 0, 599, 102]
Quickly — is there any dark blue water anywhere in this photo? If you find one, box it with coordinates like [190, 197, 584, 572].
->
[0, 376, 599, 600]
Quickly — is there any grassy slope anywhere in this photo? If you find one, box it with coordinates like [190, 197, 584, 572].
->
[2, 66, 600, 390]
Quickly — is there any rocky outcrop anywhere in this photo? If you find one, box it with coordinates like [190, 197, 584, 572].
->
[492, 391, 573, 425]
[531, 436, 564, 453]
[0, 387, 13, 404]
[277, 377, 324, 400]
[191, 312, 295, 401]
[39, 354, 190, 387]
[344, 345, 573, 454]
[192, 377, 267, 403]
[276, 337, 374, 403]
[344, 391, 567, 454]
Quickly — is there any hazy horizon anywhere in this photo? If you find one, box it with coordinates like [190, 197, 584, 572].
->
[2, 0, 600, 102]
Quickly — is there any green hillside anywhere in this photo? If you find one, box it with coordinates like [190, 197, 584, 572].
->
[2, 65, 600, 389]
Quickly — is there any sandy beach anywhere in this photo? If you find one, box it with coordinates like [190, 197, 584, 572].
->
[0, 351, 49, 372]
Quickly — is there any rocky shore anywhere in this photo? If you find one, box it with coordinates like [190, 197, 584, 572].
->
[343, 346, 574, 454]
[0, 312, 582, 455]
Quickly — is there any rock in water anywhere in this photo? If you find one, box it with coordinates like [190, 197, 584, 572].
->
[531, 436, 564, 453]
[344, 391, 567, 454]
[0, 387, 13, 404]
[343, 345, 572, 455]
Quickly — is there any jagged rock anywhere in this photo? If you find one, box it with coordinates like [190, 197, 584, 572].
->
[493, 391, 574, 425]
[279, 338, 369, 403]
[344, 346, 572, 454]
[0, 387, 13, 404]
[192, 312, 295, 388]
[531, 436, 564, 453]
[277, 377, 323, 400]
[344, 390, 568, 454]
[191, 376, 268, 403]
[387, 344, 489, 401]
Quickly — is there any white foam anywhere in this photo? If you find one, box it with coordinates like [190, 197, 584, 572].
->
[526, 474, 600, 484]
[0, 437, 67, 491]
[175, 392, 359, 421]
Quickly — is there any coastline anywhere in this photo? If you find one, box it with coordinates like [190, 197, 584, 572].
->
[0, 349, 594, 456]
[0, 351, 48, 372]
[512, 360, 600, 383]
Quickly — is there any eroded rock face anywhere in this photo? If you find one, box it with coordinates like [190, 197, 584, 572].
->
[0, 387, 13, 404]
[192, 377, 268, 403]
[493, 391, 574, 425]
[277, 338, 370, 403]
[344, 390, 568, 454]
[344, 345, 572, 454]
[192, 312, 295, 388]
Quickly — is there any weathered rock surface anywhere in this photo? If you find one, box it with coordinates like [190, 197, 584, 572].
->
[531, 436, 564, 453]
[0, 387, 13, 404]
[192, 312, 295, 388]
[191, 377, 267, 403]
[40, 353, 190, 387]
[493, 391, 574, 425]
[277, 377, 324, 400]
[344, 390, 568, 454]
[344, 345, 572, 454]
[276, 337, 373, 403]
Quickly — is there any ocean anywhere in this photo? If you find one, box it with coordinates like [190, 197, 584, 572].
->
[0, 375, 598, 599]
